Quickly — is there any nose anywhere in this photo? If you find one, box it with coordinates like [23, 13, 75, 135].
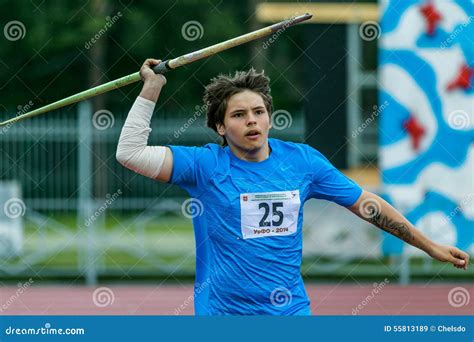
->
[246, 112, 257, 126]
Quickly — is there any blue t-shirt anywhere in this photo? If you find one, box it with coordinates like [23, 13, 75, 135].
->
[168, 138, 362, 315]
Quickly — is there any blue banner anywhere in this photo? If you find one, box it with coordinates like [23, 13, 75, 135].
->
[0, 316, 472, 342]
[379, 0, 474, 256]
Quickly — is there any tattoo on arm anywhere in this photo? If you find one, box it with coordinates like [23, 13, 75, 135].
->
[367, 207, 414, 242]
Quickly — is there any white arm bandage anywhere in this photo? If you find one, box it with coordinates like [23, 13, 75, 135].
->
[116, 96, 167, 179]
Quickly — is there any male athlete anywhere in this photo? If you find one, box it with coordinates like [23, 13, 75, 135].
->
[116, 59, 470, 315]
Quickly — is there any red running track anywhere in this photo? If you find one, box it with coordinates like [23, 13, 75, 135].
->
[0, 284, 471, 315]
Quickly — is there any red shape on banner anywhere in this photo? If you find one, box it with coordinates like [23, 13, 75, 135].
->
[403, 116, 426, 151]
[446, 64, 474, 91]
[420, 1, 442, 36]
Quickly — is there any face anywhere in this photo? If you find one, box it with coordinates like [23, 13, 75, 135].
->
[217, 90, 271, 153]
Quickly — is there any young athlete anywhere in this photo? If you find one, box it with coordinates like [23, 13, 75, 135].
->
[116, 58, 470, 315]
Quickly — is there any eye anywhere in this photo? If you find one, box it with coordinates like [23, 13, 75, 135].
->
[256, 110, 264, 115]
[232, 113, 243, 118]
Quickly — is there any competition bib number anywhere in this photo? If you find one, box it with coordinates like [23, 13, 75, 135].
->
[240, 190, 301, 239]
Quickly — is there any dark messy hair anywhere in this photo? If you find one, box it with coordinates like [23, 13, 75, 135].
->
[203, 68, 273, 146]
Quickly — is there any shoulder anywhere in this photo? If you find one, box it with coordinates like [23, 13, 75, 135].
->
[195, 143, 229, 175]
[202, 142, 224, 152]
[199, 142, 227, 160]
[270, 138, 305, 152]
[271, 139, 334, 178]
[170, 142, 224, 158]
[167, 142, 226, 173]
[270, 138, 324, 161]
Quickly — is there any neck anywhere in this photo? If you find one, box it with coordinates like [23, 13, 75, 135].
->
[228, 141, 270, 162]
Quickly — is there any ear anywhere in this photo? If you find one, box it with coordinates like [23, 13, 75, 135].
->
[216, 123, 225, 136]
[268, 113, 273, 129]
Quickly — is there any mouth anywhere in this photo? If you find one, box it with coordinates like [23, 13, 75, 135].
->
[245, 130, 261, 140]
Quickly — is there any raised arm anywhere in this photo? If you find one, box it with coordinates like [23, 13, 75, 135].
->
[116, 58, 173, 183]
[348, 190, 470, 270]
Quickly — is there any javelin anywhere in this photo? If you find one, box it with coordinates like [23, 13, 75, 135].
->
[0, 13, 312, 127]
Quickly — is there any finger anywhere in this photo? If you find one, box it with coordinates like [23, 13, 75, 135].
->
[148, 59, 161, 66]
[450, 255, 466, 268]
[460, 252, 469, 270]
[451, 249, 469, 270]
[143, 58, 157, 68]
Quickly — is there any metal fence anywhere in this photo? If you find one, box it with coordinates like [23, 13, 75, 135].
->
[1, 102, 467, 285]
[1, 102, 305, 211]
[0, 101, 305, 284]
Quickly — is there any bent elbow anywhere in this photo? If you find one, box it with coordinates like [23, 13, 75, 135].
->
[116, 147, 128, 167]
